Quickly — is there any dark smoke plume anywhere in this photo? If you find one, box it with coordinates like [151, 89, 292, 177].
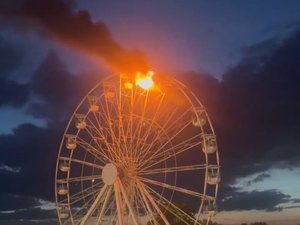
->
[0, 0, 148, 74]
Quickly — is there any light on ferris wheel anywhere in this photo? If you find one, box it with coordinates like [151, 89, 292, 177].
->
[135, 71, 154, 90]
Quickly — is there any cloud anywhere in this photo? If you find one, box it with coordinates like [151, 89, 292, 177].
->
[175, 29, 300, 212]
[0, 164, 21, 174]
[0, 35, 23, 76]
[246, 173, 271, 186]
[0, 219, 58, 225]
[219, 189, 291, 212]
[0, 77, 29, 108]
[0, 50, 100, 206]
[0, 36, 30, 108]
[0, 208, 56, 220]
[0, 123, 60, 200]
[0, 0, 148, 74]
[215, 29, 300, 185]
[0, 194, 41, 211]
[27, 50, 98, 122]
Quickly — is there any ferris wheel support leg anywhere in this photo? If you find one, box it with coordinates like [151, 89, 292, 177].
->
[96, 186, 112, 225]
[138, 181, 171, 225]
[79, 184, 108, 225]
[118, 178, 140, 225]
[114, 179, 124, 225]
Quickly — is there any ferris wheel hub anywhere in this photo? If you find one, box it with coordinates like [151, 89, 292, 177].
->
[102, 163, 118, 185]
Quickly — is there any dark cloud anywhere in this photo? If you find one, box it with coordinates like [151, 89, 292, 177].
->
[219, 31, 300, 182]
[0, 0, 148, 74]
[0, 219, 57, 225]
[0, 36, 29, 107]
[0, 123, 59, 200]
[246, 173, 271, 185]
[293, 199, 300, 203]
[0, 35, 23, 75]
[213, 29, 300, 185]
[27, 50, 98, 122]
[174, 29, 300, 212]
[0, 77, 29, 108]
[0, 194, 41, 211]
[0, 208, 56, 220]
[251, 173, 271, 183]
[0, 50, 99, 213]
[219, 189, 291, 212]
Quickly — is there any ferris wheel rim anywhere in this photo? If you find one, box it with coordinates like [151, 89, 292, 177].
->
[55, 74, 220, 225]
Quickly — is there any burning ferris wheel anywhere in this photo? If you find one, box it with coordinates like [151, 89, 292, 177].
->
[55, 72, 220, 225]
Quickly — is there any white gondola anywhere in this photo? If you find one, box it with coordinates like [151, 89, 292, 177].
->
[104, 82, 115, 98]
[203, 204, 217, 217]
[58, 206, 69, 219]
[207, 169, 221, 185]
[65, 135, 76, 150]
[202, 134, 218, 154]
[124, 81, 133, 89]
[87, 95, 100, 112]
[75, 114, 86, 129]
[192, 107, 206, 127]
[57, 185, 68, 195]
[59, 161, 70, 172]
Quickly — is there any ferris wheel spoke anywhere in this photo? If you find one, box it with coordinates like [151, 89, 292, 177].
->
[139, 124, 198, 170]
[71, 189, 100, 220]
[135, 93, 165, 155]
[58, 182, 101, 204]
[58, 175, 102, 183]
[66, 189, 104, 224]
[135, 183, 159, 224]
[117, 82, 131, 158]
[155, 197, 199, 225]
[139, 177, 214, 201]
[95, 186, 113, 225]
[84, 118, 110, 146]
[114, 178, 124, 225]
[76, 137, 111, 164]
[67, 183, 103, 205]
[82, 121, 115, 161]
[118, 178, 140, 225]
[132, 91, 150, 159]
[139, 164, 207, 175]
[137, 180, 171, 225]
[140, 134, 201, 170]
[102, 88, 121, 148]
[59, 156, 103, 170]
[132, 187, 144, 217]
[144, 184, 202, 225]
[79, 184, 108, 225]
[134, 105, 181, 161]
[138, 108, 192, 164]
[85, 116, 106, 139]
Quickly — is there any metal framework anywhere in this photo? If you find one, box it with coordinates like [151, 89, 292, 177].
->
[55, 74, 220, 225]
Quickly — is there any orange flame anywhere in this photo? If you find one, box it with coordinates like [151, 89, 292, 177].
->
[135, 71, 154, 90]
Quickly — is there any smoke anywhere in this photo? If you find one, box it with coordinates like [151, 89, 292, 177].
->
[0, 0, 148, 74]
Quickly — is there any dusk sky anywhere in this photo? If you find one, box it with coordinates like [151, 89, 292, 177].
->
[0, 0, 300, 225]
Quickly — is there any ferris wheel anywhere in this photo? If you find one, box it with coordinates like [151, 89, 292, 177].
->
[55, 72, 220, 225]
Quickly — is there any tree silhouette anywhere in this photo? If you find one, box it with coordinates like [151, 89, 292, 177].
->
[251, 222, 267, 225]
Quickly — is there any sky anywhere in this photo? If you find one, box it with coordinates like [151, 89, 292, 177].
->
[0, 0, 300, 224]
